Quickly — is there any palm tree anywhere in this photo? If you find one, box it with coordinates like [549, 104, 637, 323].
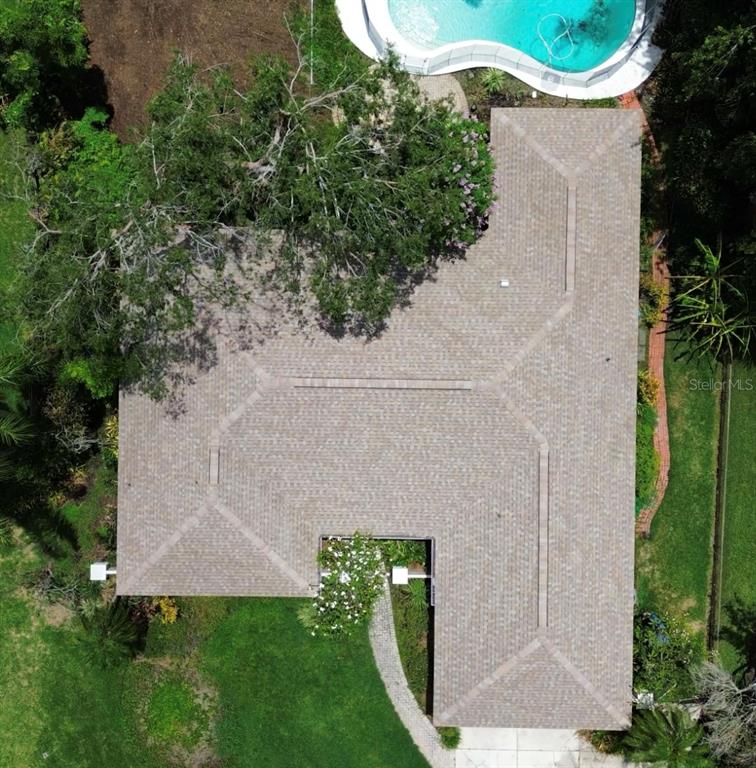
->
[0, 355, 34, 478]
[79, 599, 139, 668]
[624, 707, 713, 767]
[669, 239, 753, 363]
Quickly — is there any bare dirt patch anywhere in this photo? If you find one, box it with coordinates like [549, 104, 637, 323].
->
[42, 601, 74, 628]
[81, 0, 301, 137]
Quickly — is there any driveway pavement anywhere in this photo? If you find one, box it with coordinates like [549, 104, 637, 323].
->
[455, 728, 631, 768]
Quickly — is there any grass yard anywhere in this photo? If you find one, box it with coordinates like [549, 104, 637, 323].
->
[197, 599, 430, 768]
[2, 527, 429, 767]
[0, 532, 159, 768]
[716, 362, 756, 673]
[635, 346, 720, 635]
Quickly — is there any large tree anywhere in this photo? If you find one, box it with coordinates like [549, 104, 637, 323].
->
[19, 53, 494, 398]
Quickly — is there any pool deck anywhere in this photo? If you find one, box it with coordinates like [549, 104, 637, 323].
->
[336, 0, 663, 99]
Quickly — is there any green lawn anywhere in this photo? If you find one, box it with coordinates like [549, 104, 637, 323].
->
[198, 599, 430, 768]
[717, 362, 756, 672]
[636, 347, 720, 635]
[0, 533, 158, 768]
[2, 530, 429, 767]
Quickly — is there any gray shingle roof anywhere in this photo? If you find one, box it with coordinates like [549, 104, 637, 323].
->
[117, 108, 640, 729]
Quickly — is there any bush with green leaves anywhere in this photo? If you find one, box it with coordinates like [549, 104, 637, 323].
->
[635, 402, 659, 509]
[640, 272, 668, 327]
[623, 707, 712, 767]
[79, 598, 139, 668]
[437, 726, 461, 749]
[633, 609, 702, 701]
[481, 68, 506, 96]
[310, 533, 385, 637]
[0, 0, 88, 130]
[379, 539, 427, 568]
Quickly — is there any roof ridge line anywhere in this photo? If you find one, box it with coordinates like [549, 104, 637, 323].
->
[436, 637, 543, 723]
[572, 113, 641, 180]
[539, 634, 631, 728]
[495, 112, 573, 181]
[211, 498, 312, 594]
[118, 501, 211, 593]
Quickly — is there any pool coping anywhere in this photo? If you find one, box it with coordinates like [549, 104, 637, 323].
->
[338, 0, 665, 98]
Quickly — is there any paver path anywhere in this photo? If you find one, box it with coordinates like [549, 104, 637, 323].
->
[414, 74, 469, 115]
[369, 580, 455, 768]
[620, 90, 670, 538]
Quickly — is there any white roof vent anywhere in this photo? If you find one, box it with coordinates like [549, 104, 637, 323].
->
[499, 278, 510, 288]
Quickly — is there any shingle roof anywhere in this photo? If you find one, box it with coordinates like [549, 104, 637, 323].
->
[117, 108, 640, 729]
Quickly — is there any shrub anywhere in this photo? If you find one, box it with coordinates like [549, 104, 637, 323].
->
[579, 729, 624, 753]
[153, 596, 179, 625]
[638, 368, 660, 407]
[101, 414, 118, 466]
[379, 539, 427, 568]
[0, 516, 13, 547]
[636, 402, 659, 508]
[640, 272, 668, 327]
[437, 726, 461, 749]
[311, 533, 385, 637]
[79, 598, 139, 668]
[633, 609, 702, 701]
[481, 68, 506, 96]
[391, 582, 430, 709]
[623, 707, 712, 767]
[61, 357, 120, 399]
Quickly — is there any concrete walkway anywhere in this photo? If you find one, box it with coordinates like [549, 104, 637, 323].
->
[370, 585, 635, 768]
[455, 728, 632, 768]
[369, 581, 454, 768]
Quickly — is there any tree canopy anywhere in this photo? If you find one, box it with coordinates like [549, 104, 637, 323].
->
[0, 0, 89, 130]
[17, 54, 494, 398]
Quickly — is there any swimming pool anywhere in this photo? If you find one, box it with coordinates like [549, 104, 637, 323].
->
[388, 0, 636, 72]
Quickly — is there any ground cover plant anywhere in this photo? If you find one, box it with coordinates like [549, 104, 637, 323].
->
[391, 579, 431, 711]
[717, 362, 756, 673]
[0, 129, 33, 347]
[635, 345, 720, 633]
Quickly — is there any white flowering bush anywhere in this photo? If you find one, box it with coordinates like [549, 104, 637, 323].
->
[310, 533, 385, 637]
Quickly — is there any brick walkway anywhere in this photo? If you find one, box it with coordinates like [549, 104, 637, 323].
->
[619, 90, 670, 538]
[369, 581, 455, 768]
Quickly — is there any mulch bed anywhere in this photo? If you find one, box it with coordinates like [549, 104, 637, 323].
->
[81, 0, 301, 138]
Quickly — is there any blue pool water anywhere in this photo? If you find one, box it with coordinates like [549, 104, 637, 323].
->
[388, 0, 636, 72]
